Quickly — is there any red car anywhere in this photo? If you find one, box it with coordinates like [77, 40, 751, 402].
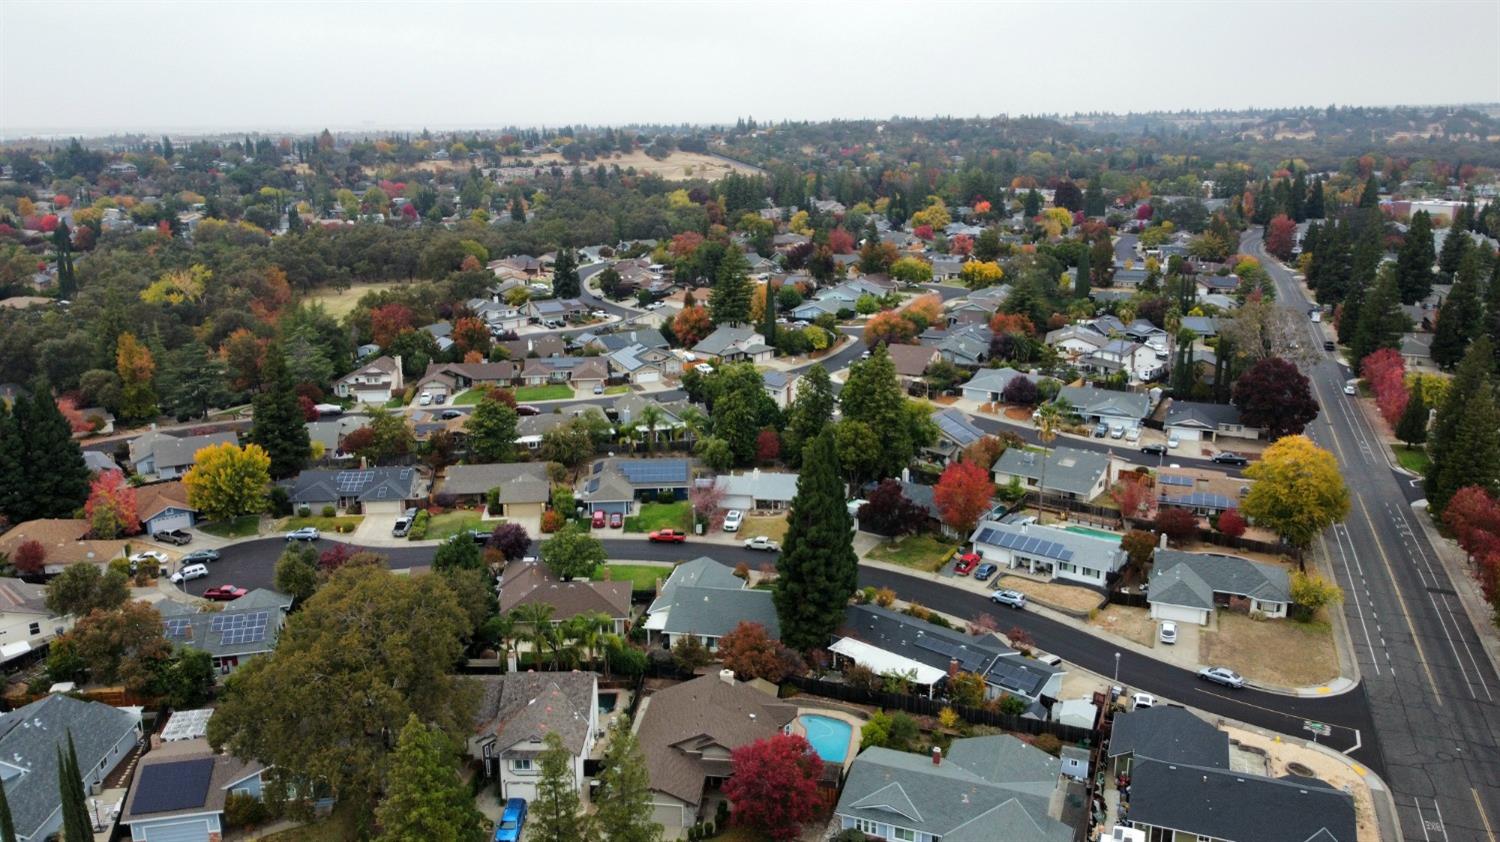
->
[648, 529, 687, 543]
[202, 585, 248, 601]
[609, 512, 623, 528]
[954, 553, 980, 576]
[592, 510, 606, 529]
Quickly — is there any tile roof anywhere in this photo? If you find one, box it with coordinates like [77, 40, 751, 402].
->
[0, 694, 140, 838]
[1129, 758, 1356, 842]
[1107, 706, 1229, 767]
[472, 671, 597, 757]
[498, 562, 631, 619]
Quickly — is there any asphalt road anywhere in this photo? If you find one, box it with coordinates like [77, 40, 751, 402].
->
[1244, 231, 1500, 840]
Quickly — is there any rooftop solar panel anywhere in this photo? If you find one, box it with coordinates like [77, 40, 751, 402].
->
[1160, 475, 1194, 487]
[162, 618, 192, 640]
[131, 757, 214, 815]
[1166, 492, 1234, 510]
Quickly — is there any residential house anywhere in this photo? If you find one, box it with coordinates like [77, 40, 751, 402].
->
[468, 297, 528, 333]
[0, 579, 70, 666]
[1107, 705, 1228, 777]
[438, 462, 551, 512]
[134, 480, 199, 536]
[1044, 324, 1110, 361]
[1180, 315, 1221, 338]
[761, 370, 798, 409]
[1163, 400, 1261, 443]
[0, 519, 125, 574]
[498, 561, 632, 635]
[992, 446, 1112, 502]
[789, 298, 843, 321]
[1123, 319, 1170, 354]
[945, 285, 1010, 327]
[83, 450, 120, 475]
[609, 344, 681, 384]
[613, 395, 697, 447]
[636, 670, 797, 836]
[469, 671, 599, 802]
[520, 357, 608, 390]
[334, 355, 404, 404]
[304, 414, 370, 462]
[1196, 274, 1241, 299]
[1055, 385, 1152, 429]
[413, 361, 519, 401]
[159, 589, 294, 674]
[959, 367, 1030, 403]
[715, 469, 798, 512]
[772, 232, 811, 252]
[489, 255, 545, 280]
[1084, 339, 1164, 384]
[925, 407, 986, 465]
[834, 735, 1079, 842]
[515, 407, 607, 452]
[886, 344, 941, 387]
[120, 738, 266, 842]
[693, 326, 773, 364]
[528, 298, 589, 323]
[0, 694, 143, 842]
[830, 605, 1063, 712]
[499, 336, 567, 360]
[642, 557, 779, 650]
[920, 323, 992, 367]
[423, 321, 455, 354]
[587, 328, 669, 354]
[928, 255, 965, 281]
[1148, 550, 1291, 625]
[128, 430, 239, 479]
[578, 458, 693, 516]
[1128, 759, 1357, 842]
[282, 467, 426, 515]
[968, 518, 1126, 587]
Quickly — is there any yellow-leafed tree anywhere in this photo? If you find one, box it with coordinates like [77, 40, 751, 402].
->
[183, 442, 271, 521]
[1242, 435, 1349, 568]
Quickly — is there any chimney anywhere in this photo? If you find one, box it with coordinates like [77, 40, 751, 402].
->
[719, 668, 736, 685]
[931, 747, 942, 766]
[752, 467, 760, 480]
[948, 658, 959, 679]
[1158, 532, 1168, 549]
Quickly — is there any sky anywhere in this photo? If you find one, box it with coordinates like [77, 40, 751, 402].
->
[3, 0, 1499, 137]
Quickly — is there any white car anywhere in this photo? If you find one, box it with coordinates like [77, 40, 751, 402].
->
[1125, 427, 1141, 443]
[1130, 692, 1156, 710]
[1166, 434, 1181, 449]
[1343, 383, 1357, 395]
[128, 550, 168, 566]
[743, 536, 780, 552]
[1159, 621, 1178, 645]
[1198, 666, 1246, 689]
[1109, 422, 1125, 439]
[722, 510, 743, 532]
[418, 392, 432, 406]
[694, 363, 714, 375]
[991, 589, 1027, 609]
[591, 309, 609, 319]
[645, 302, 664, 311]
[170, 563, 209, 584]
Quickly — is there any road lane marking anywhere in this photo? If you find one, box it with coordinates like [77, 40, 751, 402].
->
[1474, 788, 1497, 842]
[1327, 524, 1381, 675]
[1355, 494, 1443, 704]
[1434, 797, 1451, 842]
[1415, 800, 1433, 841]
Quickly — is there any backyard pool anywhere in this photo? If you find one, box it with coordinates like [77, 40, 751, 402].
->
[799, 714, 853, 763]
[1063, 525, 1122, 543]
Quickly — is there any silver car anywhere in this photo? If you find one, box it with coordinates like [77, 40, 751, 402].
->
[1197, 666, 1245, 688]
[991, 589, 1027, 609]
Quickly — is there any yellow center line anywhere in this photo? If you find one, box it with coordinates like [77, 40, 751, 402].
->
[1476, 788, 1498, 842]
[1354, 493, 1442, 705]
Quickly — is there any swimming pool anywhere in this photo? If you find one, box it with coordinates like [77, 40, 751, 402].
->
[799, 714, 853, 763]
[1063, 525, 1122, 543]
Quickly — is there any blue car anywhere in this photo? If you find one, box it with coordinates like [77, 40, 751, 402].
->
[973, 562, 998, 581]
[494, 798, 527, 842]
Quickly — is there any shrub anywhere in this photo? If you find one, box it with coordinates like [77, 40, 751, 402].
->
[487, 487, 501, 515]
[938, 707, 961, 729]
[607, 639, 647, 677]
[540, 510, 564, 533]
[297, 504, 311, 517]
[225, 792, 269, 828]
[1032, 733, 1063, 756]
[716, 799, 730, 826]
[903, 602, 931, 620]
[268, 486, 292, 516]
[407, 509, 430, 540]
[656, 490, 676, 504]
[874, 587, 896, 607]
[733, 562, 750, 580]
[320, 505, 336, 518]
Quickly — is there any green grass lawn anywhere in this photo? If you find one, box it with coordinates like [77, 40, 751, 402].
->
[598, 562, 675, 589]
[623, 501, 692, 533]
[1393, 444, 1430, 474]
[262, 803, 362, 841]
[515, 384, 574, 401]
[284, 515, 364, 534]
[384, 396, 405, 408]
[425, 511, 486, 541]
[196, 516, 260, 538]
[604, 385, 631, 395]
[451, 388, 485, 405]
[867, 534, 958, 572]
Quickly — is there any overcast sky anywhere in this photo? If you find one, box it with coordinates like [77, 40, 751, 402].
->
[3, 0, 1498, 137]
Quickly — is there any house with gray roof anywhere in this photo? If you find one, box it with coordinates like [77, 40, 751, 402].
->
[993, 446, 1112, 501]
[920, 323, 992, 367]
[692, 325, 772, 364]
[1180, 315, 1221, 337]
[969, 518, 1126, 587]
[159, 589, 294, 673]
[128, 430, 239, 479]
[468, 671, 598, 802]
[578, 458, 694, 515]
[608, 343, 681, 384]
[788, 298, 843, 321]
[1164, 399, 1261, 443]
[0, 694, 143, 842]
[642, 557, 779, 649]
[1055, 384, 1152, 426]
[438, 462, 550, 514]
[960, 367, 1032, 403]
[1045, 324, 1110, 359]
[929, 256, 965, 280]
[761, 369, 798, 408]
[1084, 338, 1164, 384]
[1148, 550, 1291, 625]
[925, 407, 987, 465]
[282, 467, 426, 515]
[834, 735, 1078, 842]
[120, 736, 266, 842]
[1128, 758, 1356, 842]
[1106, 706, 1229, 775]
[304, 414, 370, 461]
[588, 328, 669, 353]
[715, 469, 798, 512]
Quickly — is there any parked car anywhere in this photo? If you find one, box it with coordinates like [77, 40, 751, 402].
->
[1198, 666, 1245, 688]
[392, 516, 413, 537]
[592, 510, 606, 529]
[591, 309, 609, 319]
[722, 510, 743, 532]
[1324, 340, 1336, 351]
[1159, 621, 1178, 645]
[593, 383, 604, 394]
[1343, 383, 1357, 395]
[440, 409, 464, 419]
[1125, 427, 1141, 443]
[468, 529, 490, 545]
[202, 585, 248, 601]
[170, 564, 209, 584]
[1140, 443, 1167, 456]
[1092, 422, 1108, 438]
[694, 363, 714, 375]
[494, 799, 528, 842]
[418, 392, 433, 406]
[285, 527, 320, 542]
[973, 562, 998, 581]
[433, 393, 447, 405]
[1109, 422, 1125, 439]
[953, 553, 980, 576]
[1131, 692, 1156, 710]
[1166, 434, 1181, 449]
[609, 512, 622, 528]
[515, 405, 541, 416]
[129, 550, 168, 566]
[991, 589, 1027, 609]
[180, 549, 221, 565]
[153, 529, 192, 546]
[1211, 452, 1249, 467]
[648, 529, 687, 543]
[743, 536, 780, 552]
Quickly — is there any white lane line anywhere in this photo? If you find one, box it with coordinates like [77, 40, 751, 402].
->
[1415, 799, 1433, 842]
[1331, 523, 1381, 675]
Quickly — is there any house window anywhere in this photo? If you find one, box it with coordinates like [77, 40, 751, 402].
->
[512, 758, 533, 772]
[892, 828, 917, 842]
[852, 818, 880, 834]
[28, 623, 39, 636]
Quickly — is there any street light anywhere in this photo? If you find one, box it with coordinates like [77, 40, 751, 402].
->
[1114, 652, 1121, 684]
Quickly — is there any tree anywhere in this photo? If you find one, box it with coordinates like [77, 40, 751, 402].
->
[839, 346, 932, 478]
[1442, 486, 1500, 559]
[375, 714, 487, 842]
[1395, 377, 1430, 448]
[860, 710, 920, 751]
[540, 523, 606, 581]
[433, 534, 483, 573]
[711, 364, 780, 465]
[1232, 357, 1319, 440]
[856, 479, 925, 537]
[44, 564, 128, 617]
[594, 715, 663, 842]
[1154, 507, 1199, 546]
[70, 600, 172, 693]
[158, 341, 231, 421]
[530, 731, 594, 842]
[115, 332, 159, 423]
[890, 256, 934, 285]
[551, 248, 580, 298]
[488, 522, 532, 561]
[1396, 211, 1435, 304]
[774, 429, 858, 651]
[783, 364, 835, 469]
[718, 621, 802, 683]
[1120, 529, 1156, 572]
[355, 407, 414, 465]
[1265, 214, 1297, 260]
[183, 442, 271, 521]
[451, 317, 491, 359]
[722, 734, 824, 841]
[933, 461, 994, 536]
[755, 428, 781, 464]
[1431, 247, 1484, 369]
[465, 395, 519, 463]
[1349, 265, 1409, 372]
[11, 541, 44, 576]
[1289, 571, 1343, 621]
[672, 306, 712, 347]
[711, 248, 753, 325]
[1426, 338, 1500, 512]
[274, 544, 319, 603]
[862, 311, 917, 346]
[1, 384, 90, 523]
[958, 260, 1002, 289]
[248, 344, 312, 479]
[208, 565, 475, 814]
[85, 470, 141, 538]
[1243, 436, 1350, 566]
[58, 733, 91, 842]
[1438, 224, 1469, 278]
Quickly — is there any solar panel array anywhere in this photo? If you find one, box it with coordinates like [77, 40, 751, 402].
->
[216, 611, 269, 646]
[936, 412, 981, 445]
[972, 528, 1075, 563]
[620, 460, 687, 484]
[1159, 475, 1194, 488]
[131, 757, 215, 816]
[1164, 492, 1235, 511]
[335, 471, 373, 493]
[162, 618, 192, 640]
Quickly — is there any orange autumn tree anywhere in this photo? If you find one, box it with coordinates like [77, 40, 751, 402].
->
[863, 311, 917, 346]
[934, 460, 995, 535]
[673, 306, 712, 347]
[905, 294, 942, 328]
[86, 470, 141, 538]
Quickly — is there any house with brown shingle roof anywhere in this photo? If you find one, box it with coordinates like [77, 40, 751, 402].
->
[498, 561, 633, 634]
[885, 344, 941, 382]
[134, 480, 200, 537]
[0, 519, 125, 574]
[468, 671, 599, 802]
[635, 670, 797, 836]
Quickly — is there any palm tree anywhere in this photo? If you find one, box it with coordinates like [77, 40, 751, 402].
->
[1033, 402, 1066, 518]
[490, 614, 517, 665]
[616, 420, 640, 452]
[512, 603, 555, 669]
[677, 406, 707, 447]
[639, 404, 664, 453]
[568, 612, 610, 670]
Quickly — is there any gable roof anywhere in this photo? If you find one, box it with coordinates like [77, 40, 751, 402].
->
[993, 447, 1110, 496]
[439, 462, 550, 496]
[130, 430, 239, 470]
[471, 671, 597, 756]
[158, 590, 294, 659]
[498, 561, 631, 619]
[970, 519, 1125, 571]
[0, 579, 52, 618]
[0, 694, 140, 838]
[715, 470, 799, 504]
[1045, 324, 1111, 350]
[283, 467, 423, 504]
[693, 325, 764, 357]
[0, 519, 124, 568]
[962, 367, 1027, 393]
[932, 408, 985, 448]
[645, 557, 779, 639]
[1165, 400, 1246, 430]
[1055, 385, 1150, 420]
[121, 738, 263, 826]
[336, 355, 400, 385]
[1107, 706, 1229, 767]
[1149, 550, 1292, 610]
[1129, 758, 1356, 842]
[885, 344, 940, 378]
[133, 480, 194, 521]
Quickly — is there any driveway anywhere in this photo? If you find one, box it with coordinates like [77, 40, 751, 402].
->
[350, 512, 402, 544]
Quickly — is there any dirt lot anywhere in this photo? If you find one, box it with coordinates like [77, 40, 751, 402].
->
[528, 150, 758, 181]
[1200, 611, 1339, 687]
[306, 280, 412, 319]
[1223, 725, 1381, 842]
[1088, 605, 1159, 647]
[995, 575, 1106, 615]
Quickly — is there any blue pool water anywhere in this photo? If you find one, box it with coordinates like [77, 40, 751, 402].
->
[800, 714, 852, 762]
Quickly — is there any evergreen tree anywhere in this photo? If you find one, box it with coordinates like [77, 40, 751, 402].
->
[10, 383, 90, 522]
[374, 714, 487, 842]
[248, 343, 311, 479]
[594, 716, 663, 842]
[1426, 337, 1500, 512]
[551, 248, 580, 298]
[1430, 248, 1484, 369]
[1359, 174, 1380, 208]
[0, 401, 25, 527]
[510, 188, 526, 223]
[464, 395, 518, 464]
[1310, 218, 1351, 305]
[1083, 177, 1105, 217]
[1396, 211, 1435, 304]
[52, 221, 76, 300]
[783, 364, 835, 469]
[1395, 378, 1428, 448]
[1073, 249, 1090, 302]
[161, 135, 174, 159]
[840, 346, 922, 478]
[530, 732, 594, 842]
[1487, 258, 1500, 370]
[158, 341, 230, 421]
[1349, 265, 1407, 373]
[1438, 226, 1469, 278]
[1023, 189, 1041, 218]
[1349, 209, 1384, 286]
[761, 280, 777, 347]
[58, 733, 90, 842]
[1289, 170, 1307, 221]
[1306, 177, 1326, 219]
[0, 776, 15, 842]
[773, 429, 858, 652]
[710, 247, 752, 326]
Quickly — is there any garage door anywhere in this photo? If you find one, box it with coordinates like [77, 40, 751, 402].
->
[1170, 427, 1202, 442]
[636, 371, 660, 384]
[150, 512, 193, 535]
[1151, 603, 1208, 626]
[363, 501, 402, 515]
[592, 502, 629, 515]
[502, 780, 537, 802]
[142, 818, 213, 842]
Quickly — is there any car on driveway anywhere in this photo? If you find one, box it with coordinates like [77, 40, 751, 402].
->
[180, 549, 220, 565]
[743, 536, 780, 552]
[1159, 621, 1178, 645]
[1211, 452, 1249, 467]
[494, 798, 528, 842]
[973, 562, 998, 581]
[648, 529, 687, 543]
[129, 550, 169, 566]
[1126, 427, 1141, 443]
[722, 510, 743, 532]
[1109, 422, 1125, 439]
[153, 529, 192, 545]
[1140, 443, 1167, 456]
[953, 553, 980, 576]
[1131, 692, 1156, 710]
[592, 510, 606, 529]
[991, 589, 1026, 609]
[1166, 434, 1181, 449]
[1092, 422, 1108, 438]
[1198, 666, 1245, 688]
[591, 309, 609, 319]
[609, 511, 622, 529]
[202, 585, 248, 601]
[285, 527, 320, 542]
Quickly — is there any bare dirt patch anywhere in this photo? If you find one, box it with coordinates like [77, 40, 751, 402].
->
[1199, 611, 1339, 688]
[1089, 605, 1158, 647]
[306, 280, 414, 319]
[995, 575, 1106, 615]
[528, 150, 758, 182]
[1003, 406, 1033, 421]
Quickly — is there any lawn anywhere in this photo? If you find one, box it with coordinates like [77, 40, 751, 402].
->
[384, 396, 405, 409]
[425, 511, 486, 541]
[1393, 444, 1430, 474]
[599, 562, 676, 589]
[306, 280, 408, 319]
[995, 575, 1107, 614]
[624, 501, 692, 533]
[284, 515, 363, 534]
[1088, 605, 1160, 647]
[196, 516, 261, 539]
[452, 389, 485, 405]
[514, 384, 574, 401]
[262, 803, 362, 841]
[1199, 611, 1339, 687]
[604, 385, 631, 395]
[741, 514, 789, 542]
[867, 534, 957, 572]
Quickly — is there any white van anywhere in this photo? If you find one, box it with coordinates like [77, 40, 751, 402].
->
[171, 564, 209, 584]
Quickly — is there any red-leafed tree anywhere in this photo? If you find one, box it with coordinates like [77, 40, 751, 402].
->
[862, 311, 917, 346]
[827, 228, 855, 254]
[1216, 508, 1247, 538]
[1232, 357, 1319, 440]
[723, 733, 825, 841]
[1265, 214, 1298, 260]
[973, 200, 992, 215]
[40, 213, 58, 232]
[487, 522, 532, 561]
[934, 461, 995, 535]
[298, 394, 320, 422]
[857, 479, 927, 537]
[13, 540, 46, 575]
[673, 306, 712, 347]
[670, 231, 704, 258]
[1109, 479, 1150, 519]
[55, 396, 92, 434]
[718, 621, 804, 683]
[1361, 349, 1408, 426]
[988, 312, 1036, 336]
[1154, 507, 1199, 546]
[318, 543, 353, 573]
[341, 427, 376, 456]
[85, 470, 141, 537]
[756, 429, 781, 464]
[949, 234, 974, 256]
[369, 303, 415, 348]
[1443, 486, 1500, 559]
[452, 317, 490, 357]
[913, 224, 934, 241]
[1135, 204, 1154, 220]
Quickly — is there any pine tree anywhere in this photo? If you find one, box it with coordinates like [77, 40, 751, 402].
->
[1437, 226, 1469, 278]
[11, 383, 90, 522]
[161, 135, 174, 159]
[374, 714, 487, 842]
[530, 732, 594, 842]
[552, 248, 580, 298]
[1349, 266, 1407, 373]
[761, 280, 777, 347]
[0, 401, 25, 527]
[1426, 337, 1499, 512]
[1487, 258, 1500, 370]
[53, 221, 76, 300]
[58, 733, 90, 842]
[1310, 219, 1351, 305]
[1359, 174, 1380, 208]
[1073, 249, 1090, 302]
[248, 343, 311, 479]
[1289, 170, 1307, 221]
[1396, 211, 1435, 304]
[1023, 189, 1041, 218]
[773, 429, 858, 651]
[1306, 178, 1326, 219]
[0, 776, 16, 842]
[710, 247, 752, 326]
[1395, 378, 1428, 448]
[1083, 177, 1105, 217]
[1430, 248, 1484, 369]
[783, 364, 834, 470]
[594, 716, 663, 842]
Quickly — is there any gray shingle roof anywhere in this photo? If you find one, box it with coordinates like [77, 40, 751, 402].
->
[1149, 550, 1292, 611]
[0, 694, 140, 838]
[158, 589, 293, 659]
[1130, 758, 1356, 842]
[1055, 385, 1149, 420]
[693, 325, 762, 357]
[440, 463, 549, 496]
[130, 430, 239, 471]
[283, 467, 423, 505]
[658, 586, 779, 639]
[1165, 400, 1244, 430]
[1107, 706, 1229, 767]
[993, 447, 1109, 497]
[715, 471, 799, 505]
[471, 671, 596, 756]
[962, 367, 1026, 394]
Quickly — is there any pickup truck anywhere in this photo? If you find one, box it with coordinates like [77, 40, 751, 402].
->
[648, 529, 688, 543]
[153, 529, 192, 546]
[743, 536, 780, 552]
